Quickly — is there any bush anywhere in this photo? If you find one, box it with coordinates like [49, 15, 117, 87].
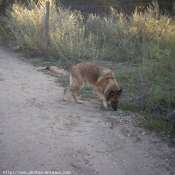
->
[0, 1, 46, 55]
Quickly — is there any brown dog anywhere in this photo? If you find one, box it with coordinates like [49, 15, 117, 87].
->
[46, 62, 122, 111]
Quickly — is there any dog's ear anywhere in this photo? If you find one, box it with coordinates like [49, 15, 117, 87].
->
[107, 72, 115, 79]
[117, 89, 122, 95]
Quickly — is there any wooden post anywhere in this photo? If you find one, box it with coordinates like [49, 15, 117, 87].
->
[45, 1, 50, 59]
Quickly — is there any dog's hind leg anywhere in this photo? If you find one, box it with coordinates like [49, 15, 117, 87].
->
[62, 75, 73, 101]
[72, 79, 84, 104]
[62, 84, 73, 101]
[72, 85, 83, 104]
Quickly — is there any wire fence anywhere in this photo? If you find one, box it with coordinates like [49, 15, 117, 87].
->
[57, 2, 174, 16]
[44, 1, 174, 57]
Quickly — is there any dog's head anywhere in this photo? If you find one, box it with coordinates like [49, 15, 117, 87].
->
[106, 89, 122, 111]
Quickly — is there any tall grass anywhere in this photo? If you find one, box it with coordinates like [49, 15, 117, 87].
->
[0, 2, 46, 54]
[0, 1, 175, 134]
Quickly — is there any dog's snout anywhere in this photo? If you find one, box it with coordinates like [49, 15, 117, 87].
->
[113, 107, 117, 111]
[111, 102, 118, 111]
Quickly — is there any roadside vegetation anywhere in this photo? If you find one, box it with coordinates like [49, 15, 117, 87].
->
[0, 1, 175, 138]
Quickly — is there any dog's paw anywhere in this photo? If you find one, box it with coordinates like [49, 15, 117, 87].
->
[102, 100, 107, 109]
[62, 97, 67, 101]
[77, 100, 83, 104]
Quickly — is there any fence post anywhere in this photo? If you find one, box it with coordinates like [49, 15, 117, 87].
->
[44, 1, 50, 59]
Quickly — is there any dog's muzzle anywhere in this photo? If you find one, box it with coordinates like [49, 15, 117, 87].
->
[111, 102, 118, 111]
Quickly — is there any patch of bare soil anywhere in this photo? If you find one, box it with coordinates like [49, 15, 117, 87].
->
[0, 46, 175, 175]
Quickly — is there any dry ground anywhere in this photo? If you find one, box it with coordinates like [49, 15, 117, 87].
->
[0, 45, 175, 175]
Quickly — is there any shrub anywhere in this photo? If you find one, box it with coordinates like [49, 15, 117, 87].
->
[0, 1, 47, 55]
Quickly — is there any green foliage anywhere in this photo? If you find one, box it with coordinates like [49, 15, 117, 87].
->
[0, 1, 46, 54]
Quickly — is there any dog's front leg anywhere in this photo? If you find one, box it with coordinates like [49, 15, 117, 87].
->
[95, 90, 107, 109]
[102, 100, 107, 109]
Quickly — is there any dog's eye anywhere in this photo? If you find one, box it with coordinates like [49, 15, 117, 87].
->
[117, 89, 122, 95]
[110, 91, 114, 97]
[106, 91, 114, 100]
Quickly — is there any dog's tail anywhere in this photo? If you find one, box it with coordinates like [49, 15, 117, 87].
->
[46, 66, 69, 76]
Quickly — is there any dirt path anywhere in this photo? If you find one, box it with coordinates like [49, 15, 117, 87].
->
[0, 46, 174, 175]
